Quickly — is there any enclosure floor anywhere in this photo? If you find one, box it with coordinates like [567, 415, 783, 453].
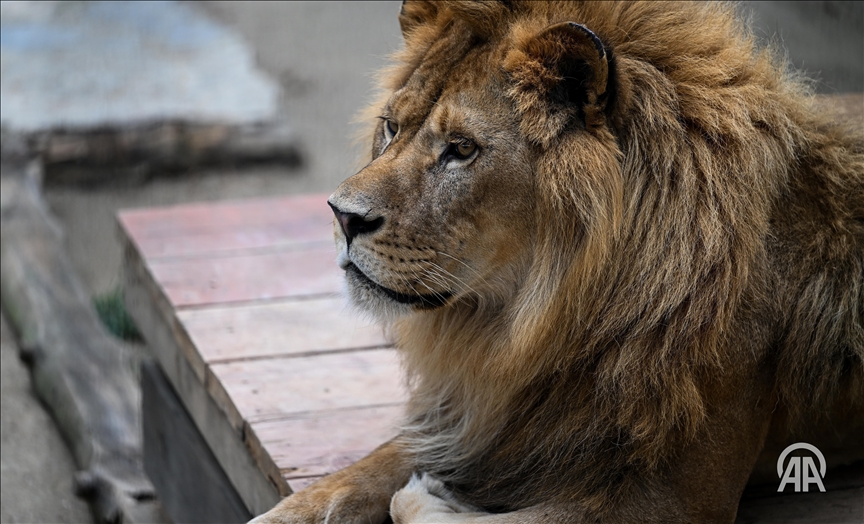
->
[120, 193, 403, 498]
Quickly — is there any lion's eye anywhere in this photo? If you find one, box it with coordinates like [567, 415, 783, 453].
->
[384, 119, 399, 139]
[456, 140, 476, 158]
[447, 138, 477, 161]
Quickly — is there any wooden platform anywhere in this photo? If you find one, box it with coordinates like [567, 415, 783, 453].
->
[120, 193, 406, 518]
[120, 192, 863, 523]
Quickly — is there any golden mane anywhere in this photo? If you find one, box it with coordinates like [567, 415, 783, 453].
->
[374, 0, 864, 512]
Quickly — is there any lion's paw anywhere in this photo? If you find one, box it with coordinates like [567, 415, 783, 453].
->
[390, 473, 480, 523]
[249, 485, 390, 524]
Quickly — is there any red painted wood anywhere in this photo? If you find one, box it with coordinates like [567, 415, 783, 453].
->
[120, 193, 330, 236]
[286, 477, 321, 493]
[131, 222, 333, 260]
[148, 244, 343, 308]
[252, 404, 402, 480]
[119, 193, 334, 259]
[178, 297, 389, 363]
[208, 349, 406, 425]
[121, 192, 409, 502]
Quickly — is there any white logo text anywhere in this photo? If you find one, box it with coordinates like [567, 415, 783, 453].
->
[777, 442, 826, 493]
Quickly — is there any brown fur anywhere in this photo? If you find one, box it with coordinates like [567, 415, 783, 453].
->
[255, 2, 863, 523]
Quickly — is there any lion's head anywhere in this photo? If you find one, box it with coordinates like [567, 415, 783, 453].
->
[327, 1, 794, 391]
[329, 2, 625, 324]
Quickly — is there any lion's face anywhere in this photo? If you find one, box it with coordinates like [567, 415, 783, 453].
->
[328, 49, 536, 317]
[328, 6, 619, 321]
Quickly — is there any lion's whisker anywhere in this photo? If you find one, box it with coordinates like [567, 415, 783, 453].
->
[434, 252, 492, 290]
[410, 268, 451, 304]
[426, 261, 482, 297]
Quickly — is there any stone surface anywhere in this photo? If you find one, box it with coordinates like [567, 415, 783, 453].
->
[0, 313, 93, 524]
[0, 1, 279, 132]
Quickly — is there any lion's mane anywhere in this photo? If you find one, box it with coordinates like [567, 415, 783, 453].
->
[365, 1, 862, 514]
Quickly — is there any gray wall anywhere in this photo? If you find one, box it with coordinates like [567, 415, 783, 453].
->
[744, 1, 864, 93]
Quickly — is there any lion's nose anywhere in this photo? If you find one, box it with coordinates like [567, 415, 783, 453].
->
[328, 201, 384, 242]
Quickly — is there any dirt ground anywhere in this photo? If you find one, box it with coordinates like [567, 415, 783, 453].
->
[2, 2, 862, 523]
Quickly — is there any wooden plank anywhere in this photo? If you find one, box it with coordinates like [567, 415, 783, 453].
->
[119, 193, 331, 244]
[177, 296, 390, 363]
[208, 349, 406, 427]
[120, 193, 409, 513]
[41, 122, 302, 186]
[147, 244, 342, 308]
[124, 240, 285, 512]
[251, 405, 402, 481]
[126, 224, 331, 261]
[120, 196, 334, 259]
[142, 360, 251, 524]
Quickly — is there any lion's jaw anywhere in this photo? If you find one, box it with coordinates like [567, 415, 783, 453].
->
[328, 47, 536, 321]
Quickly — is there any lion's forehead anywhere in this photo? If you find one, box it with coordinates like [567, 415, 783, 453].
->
[390, 28, 504, 136]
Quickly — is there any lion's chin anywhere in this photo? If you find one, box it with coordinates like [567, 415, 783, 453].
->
[343, 263, 451, 318]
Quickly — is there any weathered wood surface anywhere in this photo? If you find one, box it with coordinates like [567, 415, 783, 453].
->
[142, 359, 252, 524]
[120, 194, 334, 259]
[121, 192, 405, 518]
[177, 297, 389, 363]
[210, 349, 404, 427]
[0, 143, 164, 523]
[250, 405, 403, 483]
[124, 238, 287, 516]
[147, 245, 343, 307]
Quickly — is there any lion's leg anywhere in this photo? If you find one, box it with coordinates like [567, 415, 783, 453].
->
[654, 372, 777, 523]
[633, 370, 776, 523]
[251, 438, 413, 524]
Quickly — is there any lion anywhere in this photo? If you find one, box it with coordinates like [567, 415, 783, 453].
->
[253, 1, 863, 523]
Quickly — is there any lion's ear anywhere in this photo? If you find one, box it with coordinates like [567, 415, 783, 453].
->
[504, 22, 611, 144]
[399, 0, 438, 38]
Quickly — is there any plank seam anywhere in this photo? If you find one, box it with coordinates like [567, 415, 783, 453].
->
[207, 344, 396, 365]
[281, 473, 326, 480]
[246, 402, 406, 425]
[174, 292, 344, 311]
[142, 240, 334, 264]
